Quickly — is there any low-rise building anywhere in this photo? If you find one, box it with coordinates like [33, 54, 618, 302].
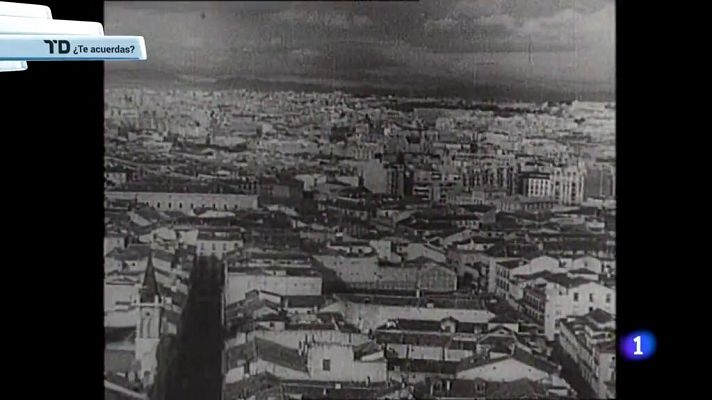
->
[456, 346, 566, 386]
[558, 309, 616, 399]
[321, 294, 495, 333]
[225, 266, 323, 304]
[223, 337, 388, 386]
[517, 271, 616, 340]
[413, 376, 574, 399]
[196, 229, 244, 259]
[222, 372, 407, 400]
[106, 181, 259, 211]
[314, 253, 457, 292]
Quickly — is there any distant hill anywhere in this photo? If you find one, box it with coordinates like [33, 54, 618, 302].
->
[105, 68, 614, 103]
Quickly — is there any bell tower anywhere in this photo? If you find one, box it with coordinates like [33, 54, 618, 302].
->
[134, 250, 163, 388]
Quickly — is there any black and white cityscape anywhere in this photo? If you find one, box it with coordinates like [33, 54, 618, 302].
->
[103, 2, 616, 399]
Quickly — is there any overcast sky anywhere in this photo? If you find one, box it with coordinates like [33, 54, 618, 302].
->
[105, 1, 615, 101]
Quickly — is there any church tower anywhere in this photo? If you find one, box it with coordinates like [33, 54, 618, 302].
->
[134, 249, 163, 388]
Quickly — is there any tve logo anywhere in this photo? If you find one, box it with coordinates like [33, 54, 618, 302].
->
[43, 39, 69, 54]
[620, 330, 657, 361]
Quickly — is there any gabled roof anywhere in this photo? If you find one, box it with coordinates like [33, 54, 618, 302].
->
[586, 308, 614, 325]
[353, 341, 382, 360]
[281, 380, 401, 400]
[106, 244, 151, 262]
[511, 347, 559, 375]
[486, 378, 548, 399]
[226, 338, 308, 373]
[388, 358, 459, 375]
[456, 347, 558, 376]
[499, 259, 525, 270]
[568, 268, 597, 275]
[478, 334, 518, 351]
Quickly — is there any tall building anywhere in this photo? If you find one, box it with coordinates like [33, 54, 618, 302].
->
[464, 162, 519, 196]
[387, 163, 408, 198]
[520, 171, 552, 198]
[551, 166, 585, 205]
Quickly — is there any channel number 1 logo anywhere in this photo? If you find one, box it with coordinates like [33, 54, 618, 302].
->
[621, 331, 656, 360]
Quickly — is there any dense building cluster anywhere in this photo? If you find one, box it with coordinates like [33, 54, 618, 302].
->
[104, 88, 615, 400]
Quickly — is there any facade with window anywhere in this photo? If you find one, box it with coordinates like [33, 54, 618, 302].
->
[520, 277, 616, 341]
[520, 172, 552, 198]
[196, 230, 244, 260]
[493, 259, 521, 299]
[106, 189, 259, 211]
[550, 166, 585, 205]
[521, 284, 547, 325]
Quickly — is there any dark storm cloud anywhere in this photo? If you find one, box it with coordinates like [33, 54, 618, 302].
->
[106, 1, 615, 100]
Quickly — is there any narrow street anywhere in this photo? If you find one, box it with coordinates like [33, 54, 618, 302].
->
[551, 342, 598, 399]
[165, 256, 224, 400]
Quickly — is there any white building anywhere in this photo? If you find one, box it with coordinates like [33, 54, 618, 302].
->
[519, 272, 616, 340]
[225, 267, 323, 305]
[223, 338, 387, 385]
[456, 346, 568, 389]
[196, 230, 244, 259]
